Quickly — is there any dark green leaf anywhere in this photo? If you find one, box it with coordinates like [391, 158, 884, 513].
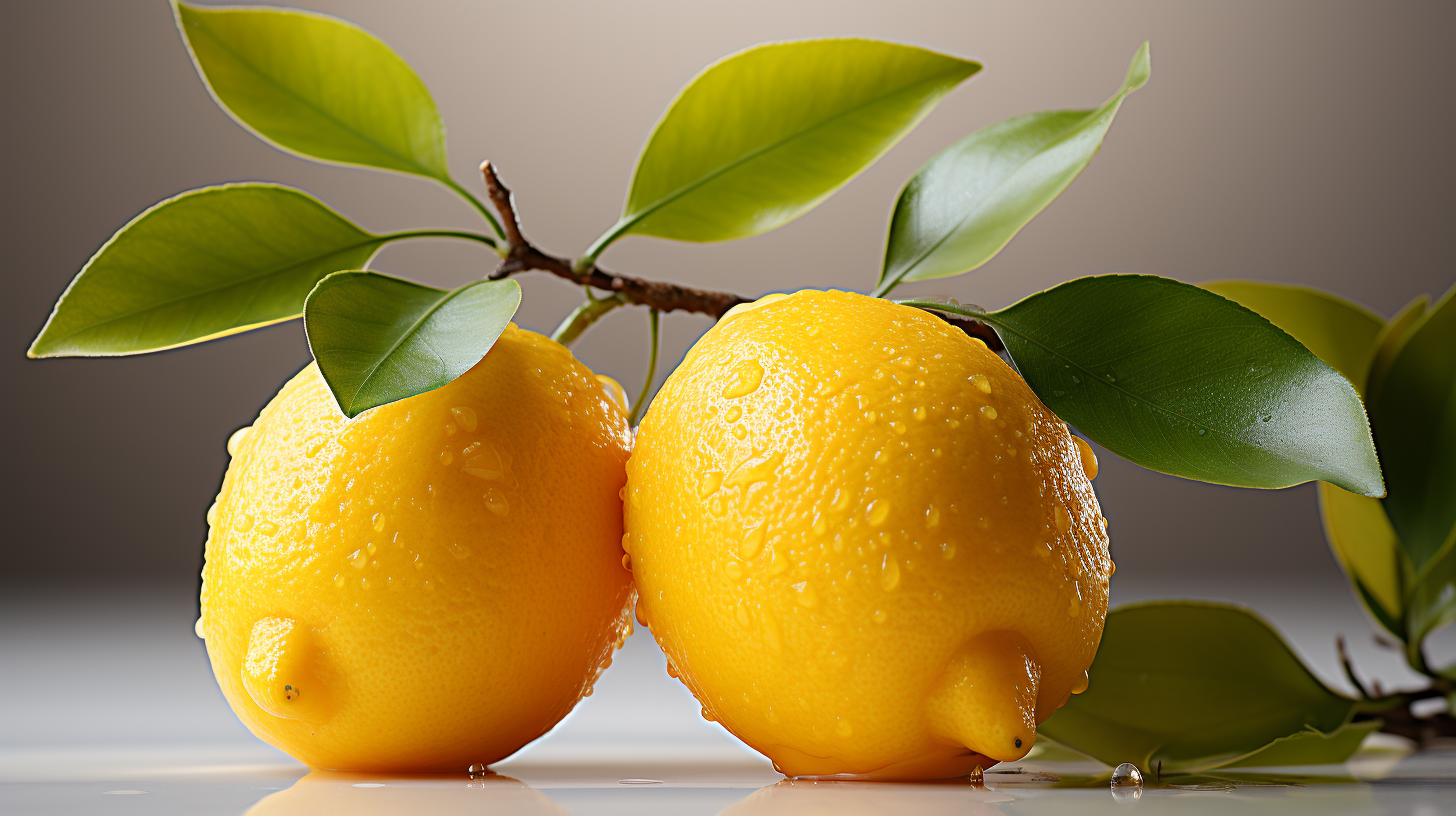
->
[584, 39, 979, 260]
[29, 184, 385, 357]
[1366, 294, 1429, 403]
[875, 43, 1148, 294]
[175, 2, 447, 179]
[304, 272, 520, 418]
[1372, 286, 1456, 570]
[902, 275, 1385, 494]
[1202, 280, 1382, 394]
[1038, 602, 1356, 772]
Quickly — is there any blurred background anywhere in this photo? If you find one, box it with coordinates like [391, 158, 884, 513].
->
[3, 0, 1454, 773]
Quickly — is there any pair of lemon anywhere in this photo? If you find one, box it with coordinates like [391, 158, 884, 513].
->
[200, 290, 1109, 779]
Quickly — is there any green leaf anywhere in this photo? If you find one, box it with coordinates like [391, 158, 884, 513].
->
[1200, 280, 1402, 632]
[175, 1, 447, 180]
[1367, 294, 1429, 402]
[1407, 533, 1456, 662]
[874, 43, 1148, 295]
[1223, 719, 1380, 768]
[1038, 602, 1356, 773]
[304, 272, 521, 418]
[584, 39, 980, 259]
[1318, 483, 1405, 637]
[902, 275, 1385, 495]
[1371, 285, 1456, 571]
[1201, 280, 1383, 395]
[28, 184, 386, 357]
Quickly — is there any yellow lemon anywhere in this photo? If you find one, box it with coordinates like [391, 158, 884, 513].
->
[625, 290, 1110, 779]
[199, 324, 634, 772]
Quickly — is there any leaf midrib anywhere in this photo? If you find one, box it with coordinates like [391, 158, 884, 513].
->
[619, 64, 971, 237]
[343, 284, 469, 409]
[190, 11, 440, 178]
[43, 236, 385, 348]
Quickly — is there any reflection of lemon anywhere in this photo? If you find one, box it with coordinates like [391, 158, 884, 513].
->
[245, 771, 568, 816]
[626, 290, 1110, 779]
[200, 325, 634, 772]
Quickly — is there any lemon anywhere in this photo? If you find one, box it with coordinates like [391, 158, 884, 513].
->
[625, 290, 1110, 779]
[199, 324, 634, 772]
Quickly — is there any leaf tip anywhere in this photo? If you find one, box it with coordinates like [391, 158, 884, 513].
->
[1124, 41, 1151, 93]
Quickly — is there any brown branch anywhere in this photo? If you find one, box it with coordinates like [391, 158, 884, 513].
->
[479, 161, 750, 319]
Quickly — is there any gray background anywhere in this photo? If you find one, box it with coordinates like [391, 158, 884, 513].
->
[3, 0, 1453, 593]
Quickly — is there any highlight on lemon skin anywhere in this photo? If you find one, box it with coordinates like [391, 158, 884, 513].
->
[198, 324, 635, 772]
[624, 289, 1111, 780]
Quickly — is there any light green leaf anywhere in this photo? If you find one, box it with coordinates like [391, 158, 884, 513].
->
[1038, 602, 1356, 773]
[1372, 285, 1456, 570]
[1318, 483, 1405, 638]
[175, 1, 447, 180]
[584, 39, 980, 259]
[28, 184, 386, 357]
[901, 275, 1385, 494]
[875, 43, 1148, 295]
[304, 272, 521, 418]
[1223, 719, 1380, 768]
[1201, 280, 1383, 394]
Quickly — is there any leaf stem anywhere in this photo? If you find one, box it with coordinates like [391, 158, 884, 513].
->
[441, 177, 508, 243]
[379, 228, 500, 250]
[628, 309, 660, 426]
[552, 291, 628, 346]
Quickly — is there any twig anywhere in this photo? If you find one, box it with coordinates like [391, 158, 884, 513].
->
[1337, 635, 1372, 699]
[479, 161, 749, 319]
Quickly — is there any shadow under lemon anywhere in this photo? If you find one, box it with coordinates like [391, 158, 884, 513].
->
[245, 770, 568, 816]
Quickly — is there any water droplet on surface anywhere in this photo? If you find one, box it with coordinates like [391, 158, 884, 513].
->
[233, 514, 254, 534]
[448, 542, 472, 560]
[914, 406, 927, 421]
[866, 500, 891, 527]
[732, 425, 747, 439]
[450, 407, 478, 432]
[464, 442, 506, 480]
[1054, 503, 1072, 534]
[1072, 670, 1090, 694]
[941, 542, 957, 560]
[1068, 596, 1081, 617]
[1073, 436, 1099, 479]
[333, 574, 346, 588]
[226, 426, 251, 457]
[1110, 763, 1143, 803]
[468, 763, 489, 778]
[739, 525, 764, 558]
[970, 374, 992, 394]
[698, 470, 723, 499]
[484, 488, 510, 516]
[372, 513, 386, 533]
[256, 520, 279, 537]
[981, 406, 998, 420]
[439, 449, 454, 465]
[349, 549, 367, 569]
[812, 516, 827, 536]
[880, 555, 901, 591]
[194, 617, 205, 639]
[1197, 428, 1207, 436]
[621, 553, 633, 572]
[925, 505, 941, 528]
[970, 765, 984, 787]
[725, 561, 743, 580]
[721, 359, 765, 398]
[725, 405, 743, 422]
[1071, 375, 1082, 384]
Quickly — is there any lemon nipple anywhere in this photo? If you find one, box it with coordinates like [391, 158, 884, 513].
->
[925, 630, 1042, 762]
[242, 616, 335, 724]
